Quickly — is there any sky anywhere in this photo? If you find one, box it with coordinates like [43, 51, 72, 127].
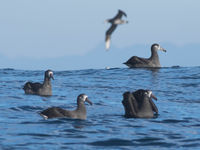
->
[0, 0, 200, 70]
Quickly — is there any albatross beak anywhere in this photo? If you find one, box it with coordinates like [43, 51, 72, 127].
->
[85, 98, 93, 105]
[51, 75, 54, 80]
[160, 47, 167, 52]
[151, 93, 157, 101]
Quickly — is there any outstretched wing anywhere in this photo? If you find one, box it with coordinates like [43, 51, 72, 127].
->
[106, 24, 117, 37]
[113, 9, 127, 20]
[105, 24, 117, 49]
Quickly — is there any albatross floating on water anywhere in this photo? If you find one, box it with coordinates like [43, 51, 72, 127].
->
[124, 43, 167, 68]
[23, 70, 54, 96]
[40, 94, 92, 120]
[122, 89, 158, 118]
[105, 9, 128, 50]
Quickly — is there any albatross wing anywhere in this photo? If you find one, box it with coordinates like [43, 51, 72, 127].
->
[105, 24, 117, 50]
[124, 56, 150, 67]
[113, 9, 127, 20]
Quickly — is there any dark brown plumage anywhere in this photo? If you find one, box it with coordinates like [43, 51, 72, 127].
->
[124, 43, 167, 68]
[23, 70, 54, 96]
[105, 9, 128, 50]
[40, 94, 92, 120]
[122, 89, 158, 118]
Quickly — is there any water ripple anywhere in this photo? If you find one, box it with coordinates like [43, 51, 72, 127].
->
[0, 67, 200, 149]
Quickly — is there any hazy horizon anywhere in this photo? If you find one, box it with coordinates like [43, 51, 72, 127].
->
[0, 0, 200, 70]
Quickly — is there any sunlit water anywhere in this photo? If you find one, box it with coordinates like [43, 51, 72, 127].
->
[0, 67, 200, 150]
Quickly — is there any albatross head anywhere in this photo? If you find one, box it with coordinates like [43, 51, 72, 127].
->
[152, 43, 167, 52]
[45, 69, 54, 80]
[144, 90, 158, 101]
[77, 94, 93, 105]
[104, 19, 112, 24]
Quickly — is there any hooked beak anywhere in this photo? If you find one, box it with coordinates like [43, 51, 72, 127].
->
[147, 90, 157, 101]
[151, 93, 157, 101]
[160, 47, 167, 52]
[50, 74, 54, 80]
[85, 98, 93, 105]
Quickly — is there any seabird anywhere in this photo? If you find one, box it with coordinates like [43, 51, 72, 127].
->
[124, 43, 167, 68]
[40, 94, 92, 120]
[105, 9, 128, 50]
[23, 69, 54, 96]
[122, 89, 158, 118]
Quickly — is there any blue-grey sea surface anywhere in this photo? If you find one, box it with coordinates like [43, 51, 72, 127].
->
[0, 67, 200, 150]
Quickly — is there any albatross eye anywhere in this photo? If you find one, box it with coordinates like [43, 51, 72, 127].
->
[79, 94, 88, 101]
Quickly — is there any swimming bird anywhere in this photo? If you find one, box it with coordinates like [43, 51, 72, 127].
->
[124, 43, 167, 68]
[40, 94, 92, 120]
[122, 89, 158, 118]
[105, 9, 128, 50]
[23, 69, 54, 96]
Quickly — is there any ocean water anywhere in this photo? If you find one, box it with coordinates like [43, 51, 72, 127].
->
[0, 67, 200, 150]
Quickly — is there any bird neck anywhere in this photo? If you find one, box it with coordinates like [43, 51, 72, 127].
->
[139, 99, 152, 111]
[43, 77, 51, 87]
[149, 49, 160, 65]
[77, 102, 86, 114]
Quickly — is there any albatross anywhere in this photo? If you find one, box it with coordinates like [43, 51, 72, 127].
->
[40, 94, 92, 120]
[122, 89, 158, 118]
[23, 69, 54, 96]
[124, 43, 167, 68]
[105, 9, 128, 50]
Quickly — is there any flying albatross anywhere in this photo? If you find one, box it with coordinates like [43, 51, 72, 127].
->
[105, 9, 128, 50]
